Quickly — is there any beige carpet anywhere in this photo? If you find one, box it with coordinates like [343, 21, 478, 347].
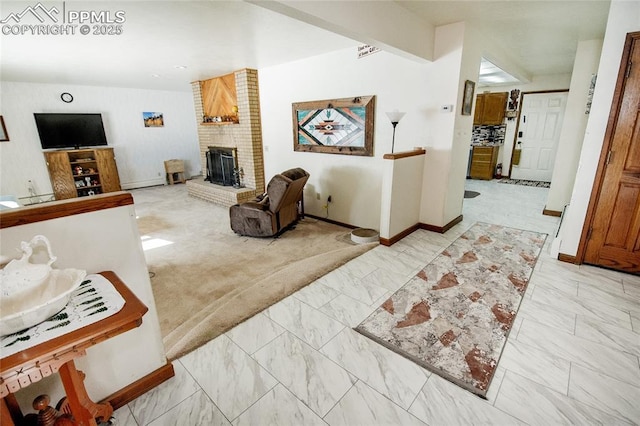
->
[131, 185, 377, 360]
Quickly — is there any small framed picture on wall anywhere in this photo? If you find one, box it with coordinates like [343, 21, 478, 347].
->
[0, 116, 9, 141]
[143, 112, 164, 127]
[462, 80, 475, 116]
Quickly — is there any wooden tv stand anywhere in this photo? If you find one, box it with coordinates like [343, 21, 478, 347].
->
[44, 148, 121, 200]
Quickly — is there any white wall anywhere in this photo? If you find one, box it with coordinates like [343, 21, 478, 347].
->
[380, 153, 425, 239]
[558, 0, 640, 256]
[419, 22, 466, 227]
[547, 39, 603, 212]
[0, 82, 200, 198]
[259, 47, 431, 230]
[448, 23, 482, 223]
[253, 0, 434, 63]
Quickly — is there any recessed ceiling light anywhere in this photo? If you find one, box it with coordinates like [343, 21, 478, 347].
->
[151, 74, 161, 78]
[174, 65, 187, 70]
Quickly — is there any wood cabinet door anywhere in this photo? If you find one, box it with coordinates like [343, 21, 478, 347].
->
[473, 94, 485, 125]
[200, 72, 237, 118]
[470, 146, 495, 180]
[95, 148, 121, 193]
[584, 33, 640, 273]
[44, 151, 76, 200]
[482, 93, 508, 125]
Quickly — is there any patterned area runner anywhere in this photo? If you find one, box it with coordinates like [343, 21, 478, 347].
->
[497, 178, 550, 188]
[355, 222, 546, 398]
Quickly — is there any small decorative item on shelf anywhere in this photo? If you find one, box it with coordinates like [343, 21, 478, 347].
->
[203, 112, 239, 124]
[74, 166, 83, 175]
[85, 177, 91, 186]
[508, 89, 520, 110]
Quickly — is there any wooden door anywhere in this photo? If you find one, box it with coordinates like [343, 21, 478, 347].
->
[95, 148, 122, 193]
[44, 151, 76, 200]
[511, 92, 568, 182]
[584, 33, 640, 273]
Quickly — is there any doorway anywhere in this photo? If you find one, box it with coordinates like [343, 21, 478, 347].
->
[510, 91, 568, 182]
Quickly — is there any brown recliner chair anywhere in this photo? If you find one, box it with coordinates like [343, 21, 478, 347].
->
[229, 168, 309, 237]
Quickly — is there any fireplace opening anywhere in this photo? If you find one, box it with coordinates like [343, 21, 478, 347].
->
[206, 146, 238, 186]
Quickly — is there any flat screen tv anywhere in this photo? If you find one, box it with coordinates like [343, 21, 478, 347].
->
[34, 113, 108, 150]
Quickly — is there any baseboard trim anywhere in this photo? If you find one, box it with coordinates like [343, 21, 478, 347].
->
[307, 214, 463, 241]
[420, 215, 463, 234]
[100, 361, 175, 410]
[557, 253, 578, 264]
[542, 208, 563, 217]
[121, 178, 167, 190]
[380, 223, 420, 246]
[306, 214, 358, 229]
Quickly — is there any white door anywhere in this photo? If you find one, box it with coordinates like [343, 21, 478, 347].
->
[511, 92, 568, 182]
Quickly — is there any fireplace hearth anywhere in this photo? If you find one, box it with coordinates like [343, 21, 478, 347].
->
[206, 146, 238, 186]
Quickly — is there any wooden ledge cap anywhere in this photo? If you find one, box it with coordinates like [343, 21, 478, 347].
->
[383, 149, 426, 160]
[0, 191, 133, 229]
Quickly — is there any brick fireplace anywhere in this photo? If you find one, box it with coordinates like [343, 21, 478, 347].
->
[187, 68, 265, 207]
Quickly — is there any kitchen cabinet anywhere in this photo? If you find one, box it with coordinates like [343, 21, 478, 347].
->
[470, 146, 499, 180]
[473, 92, 508, 125]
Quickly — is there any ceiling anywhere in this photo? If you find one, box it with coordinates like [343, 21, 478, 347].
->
[0, 1, 611, 92]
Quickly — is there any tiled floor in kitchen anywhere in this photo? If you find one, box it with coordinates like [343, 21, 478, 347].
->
[116, 179, 640, 425]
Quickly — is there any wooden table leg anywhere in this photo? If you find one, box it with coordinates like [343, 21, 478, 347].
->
[1, 397, 15, 426]
[1, 393, 25, 426]
[57, 360, 113, 426]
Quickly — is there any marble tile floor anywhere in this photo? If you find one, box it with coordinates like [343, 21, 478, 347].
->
[116, 179, 640, 425]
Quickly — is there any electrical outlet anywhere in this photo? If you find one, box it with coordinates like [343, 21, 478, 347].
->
[327, 195, 332, 203]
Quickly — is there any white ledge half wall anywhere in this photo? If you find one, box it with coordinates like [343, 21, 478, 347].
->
[380, 149, 426, 241]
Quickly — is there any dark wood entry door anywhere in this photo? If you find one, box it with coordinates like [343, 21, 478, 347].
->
[584, 32, 640, 274]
